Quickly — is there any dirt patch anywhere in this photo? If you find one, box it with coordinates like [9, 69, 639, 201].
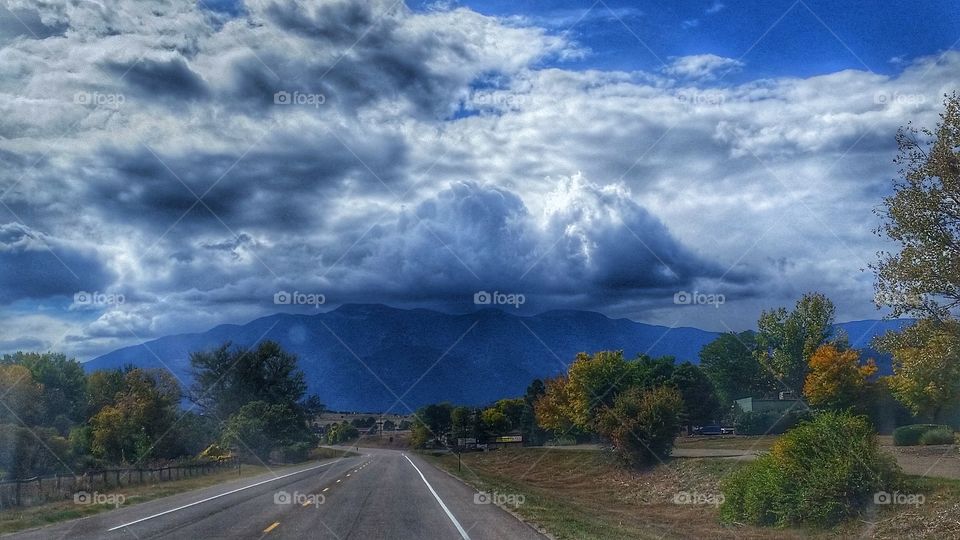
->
[884, 444, 960, 479]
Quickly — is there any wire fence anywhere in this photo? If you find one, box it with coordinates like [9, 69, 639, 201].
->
[0, 457, 240, 509]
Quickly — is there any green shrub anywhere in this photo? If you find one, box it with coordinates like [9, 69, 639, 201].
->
[720, 411, 900, 528]
[719, 454, 785, 525]
[893, 424, 954, 446]
[597, 386, 682, 467]
[734, 410, 811, 436]
[918, 427, 955, 445]
[271, 442, 312, 463]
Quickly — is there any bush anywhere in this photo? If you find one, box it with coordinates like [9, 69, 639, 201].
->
[734, 410, 811, 436]
[918, 427, 956, 445]
[270, 442, 312, 463]
[893, 424, 955, 446]
[597, 386, 682, 467]
[720, 411, 900, 528]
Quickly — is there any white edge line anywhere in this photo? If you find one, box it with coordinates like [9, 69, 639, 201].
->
[107, 460, 337, 531]
[402, 454, 471, 540]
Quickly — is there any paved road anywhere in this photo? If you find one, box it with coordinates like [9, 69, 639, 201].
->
[5, 449, 545, 540]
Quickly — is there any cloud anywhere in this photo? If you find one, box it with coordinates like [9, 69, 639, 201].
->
[681, 2, 725, 30]
[662, 54, 744, 80]
[0, 223, 113, 303]
[706, 2, 726, 15]
[323, 176, 727, 301]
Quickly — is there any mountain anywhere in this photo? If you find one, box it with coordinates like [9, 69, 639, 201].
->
[83, 304, 913, 412]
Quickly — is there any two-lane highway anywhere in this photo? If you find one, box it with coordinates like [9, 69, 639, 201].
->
[5, 449, 545, 540]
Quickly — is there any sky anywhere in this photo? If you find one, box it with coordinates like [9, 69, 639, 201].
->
[0, 0, 958, 360]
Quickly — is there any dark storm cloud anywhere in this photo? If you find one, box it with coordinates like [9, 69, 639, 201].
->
[103, 56, 209, 100]
[221, 0, 516, 118]
[75, 126, 408, 234]
[323, 179, 731, 301]
[0, 223, 113, 303]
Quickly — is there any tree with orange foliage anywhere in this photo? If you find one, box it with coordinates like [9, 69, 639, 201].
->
[803, 344, 877, 411]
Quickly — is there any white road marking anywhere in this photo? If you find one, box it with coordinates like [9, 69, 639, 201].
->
[402, 454, 471, 540]
[107, 461, 339, 531]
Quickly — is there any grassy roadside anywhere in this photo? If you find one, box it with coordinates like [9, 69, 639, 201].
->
[424, 448, 790, 539]
[424, 447, 960, 540]
[674, 435, 780, 451]
[0, 448, 358, 535]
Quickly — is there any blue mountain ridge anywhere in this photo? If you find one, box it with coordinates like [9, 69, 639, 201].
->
[84, 304, 913, 412]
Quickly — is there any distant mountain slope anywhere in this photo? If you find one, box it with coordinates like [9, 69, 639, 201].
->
[84, 304, 913, 412]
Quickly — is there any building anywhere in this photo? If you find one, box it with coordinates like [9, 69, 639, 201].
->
[734, 396, 808, 415]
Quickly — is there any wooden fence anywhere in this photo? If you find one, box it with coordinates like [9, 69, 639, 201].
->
[0, 457, 239, 509]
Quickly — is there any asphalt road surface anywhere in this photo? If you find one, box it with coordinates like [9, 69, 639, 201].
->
[5, 449, 545, 540]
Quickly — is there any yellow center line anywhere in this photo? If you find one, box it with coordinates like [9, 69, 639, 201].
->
[263, 522, 280, 534]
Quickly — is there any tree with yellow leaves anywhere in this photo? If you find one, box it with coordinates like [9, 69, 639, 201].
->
[803, 344, 877, 411]
[875, 318, 960, 421]
[533, 375, 578, 435]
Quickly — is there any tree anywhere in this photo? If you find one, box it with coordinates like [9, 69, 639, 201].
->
[519, 401, 545, 445]
[699, 331, 776, 405]
[524, 379, 546, 406]
[412, 403, 453, 446]
[491, 398, 526, 430]
[632, 354, 675, 390]
[86, 369, 126, 418]
[450, 406, 473, 440]
[190, 341, 307, 421]
[803, 344, 877, 411]
[534, 375, 577, 436]
[481, 407, 508, 435]
[0, 364, 42, 425]
[669, 362, 719, 431]
[0, 352, 87, 425]
[221, 401, 314, 460]
[597, 386, 683, 467]
[755, 293, 839, 392]
[875, 318, 960, 420]
[351, 417, 376, 428]
[874, 93, 960, 319]
[2, 352, 87, 424]
[0, 424, 70, 477]
[565, 351, 638, 430]
[326, 421, 359, 445]
[89, 369, 182, 463]
[299, 394, 326, 418]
